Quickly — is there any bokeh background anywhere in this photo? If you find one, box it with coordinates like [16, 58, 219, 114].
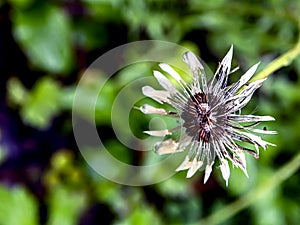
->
[0, 0, 300, 225]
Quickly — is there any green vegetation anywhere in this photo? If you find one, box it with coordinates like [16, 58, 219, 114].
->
[0, 0, 300, 224]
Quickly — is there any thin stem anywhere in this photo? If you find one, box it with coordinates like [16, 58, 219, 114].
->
[194, 150, 300, 225]
[250, 25, 300, 82]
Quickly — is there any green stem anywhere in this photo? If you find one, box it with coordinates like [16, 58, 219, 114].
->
[194, 150, 300, 225]
[250, 28, 300, 82]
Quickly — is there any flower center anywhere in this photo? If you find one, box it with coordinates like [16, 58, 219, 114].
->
[181, 92, 212, 142]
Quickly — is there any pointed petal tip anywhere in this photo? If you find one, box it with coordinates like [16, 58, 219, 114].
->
[137, 104, 167, 115]
[268, 142, 277, 147]
[263, 115, 276, 121]
[154, 139, 179, 155]
[203, 162, 214, 184]
[186, 171, 194, 179]
[220, 45, 234, 73]
[227, 45, 233, 55]
[143, 130, 171, 137]
[182, 51, 204, 71]
[141, 86, 170, 104]
[238, 163, 249, 178]
[159, 63, 182, 82]
[153, 70, 162, 77]
[176, 156, 192, 172]
[220, 159, 230, 186]
[186, 159, 203, 178]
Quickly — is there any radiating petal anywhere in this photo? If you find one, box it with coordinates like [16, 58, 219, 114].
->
[144, 129, 171, 137]
[204, 161, 214, 183]
[235, 151, 248, 178]
[159, 63, 196, 97]
[249, 128, 277, 135]
[220, 159, 230, 186]
[178, 134, 193, 149]
[154, 139, 180, 155]
[176, 156, 192, 171]
[187, 158, 203, 178]
[235, 130, 275, 149]
[213, 45, 233, 93]
[230, 80, 266, 111]
[159, 63, 182, 82]
[153, 71, 178, 94]
[183, 51, 207, 93]
[220, 45, 233, 74]
[137, 104, 167, 115]
[228, 114, 275, 122]
[227, 62, 260, 95]
[238, 78, 266, 98]
[142, 86, 171, 104]
[182, 51, 205, 72]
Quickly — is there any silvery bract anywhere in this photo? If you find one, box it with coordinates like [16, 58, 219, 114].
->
[138, 46, 276, 186]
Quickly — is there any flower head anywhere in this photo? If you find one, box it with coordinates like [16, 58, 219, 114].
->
[138, 46, 276, 185]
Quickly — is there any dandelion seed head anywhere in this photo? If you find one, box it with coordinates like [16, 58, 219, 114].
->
[138, 46, 276, 185]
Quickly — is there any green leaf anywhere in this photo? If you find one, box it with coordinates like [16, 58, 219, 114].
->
[73, 19, 108, 50]
[7, 77, 28, 106]
[13, 5, 74, 74]
[8, 0, 34, 9]
[21, 77, 61, 129]
[0, 185, 38, 225]
[46, 187, 87, 225]
[69, 70, 116, 125]
[114, 205, 162, 225]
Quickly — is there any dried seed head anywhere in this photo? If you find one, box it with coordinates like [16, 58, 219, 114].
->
[138, 46, 276, 185]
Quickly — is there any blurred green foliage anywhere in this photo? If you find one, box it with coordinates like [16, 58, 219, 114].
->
[0, 185, 38, 225]
[13, 4, 74, 73]
[0, 0, 300, 225]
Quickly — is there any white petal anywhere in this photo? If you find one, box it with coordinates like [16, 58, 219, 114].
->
[159, 63, 182, 82]
[239, 63, 260, 86]
[137, 104, 167, 115]
[182, 51, 204, 72]
[154, 139, 180, 155]
[187, 158, 203, 178]
[228, 114, 275, 122]
[204, 161, 214, 184]
[176, 156, 192, 171]
[211, 46, 233, 93]
[221, 45, 233, 74]
[144, 129, 171, 137]
[250, 128, 277, 135]
[235, 130, 274, 149]
[237, 79, 266, 102]
[228, 62, 260, 95]
[177, 134, 193, 150]
[183, 51, 208, 93]
[220, 159, 230, 186]
[237, 151, 246, 168]
[231, 80, 266, 111]
[153, 71, 178, 94]
[142, 86, 170, 104]
[235, 151, 248, 178]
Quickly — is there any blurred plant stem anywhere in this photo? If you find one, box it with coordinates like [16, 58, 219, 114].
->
[195, 150, 300, 225]
[251, 24, 300, 82]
